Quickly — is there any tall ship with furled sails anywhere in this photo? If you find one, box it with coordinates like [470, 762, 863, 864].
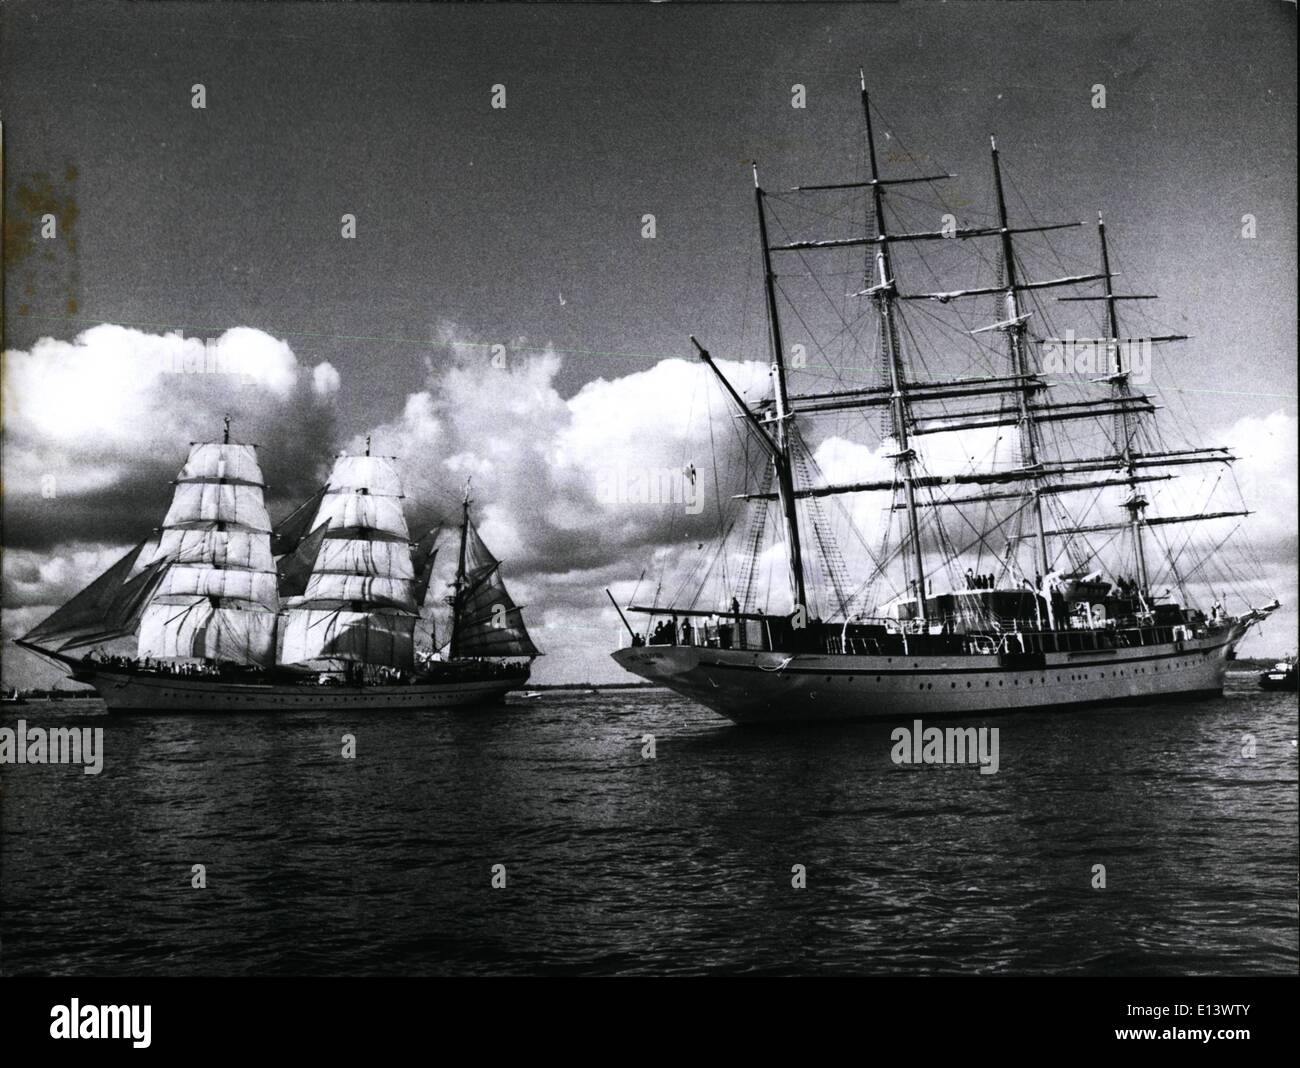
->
[611, 76, 1281, 724]
[15, 420, 539, 711]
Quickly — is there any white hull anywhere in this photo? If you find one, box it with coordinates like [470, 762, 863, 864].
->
[612, 629, 1246, 724]
[74, 668, 524, 713]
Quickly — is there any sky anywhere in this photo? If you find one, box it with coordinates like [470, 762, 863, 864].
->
[2, 0, 1296, 687]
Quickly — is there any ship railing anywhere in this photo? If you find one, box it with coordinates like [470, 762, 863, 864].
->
[644, 619, 765, 652]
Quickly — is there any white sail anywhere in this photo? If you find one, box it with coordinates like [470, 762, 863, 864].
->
[155, 565, 279, 610]
[160, 530, 276, 571]
[139, 437, 279, 662]
[176, 442, 265, 485]
[276, 451, 417, 671]
[276, 607, 415, 668]
[310, 491, 408, 540]
[325, 455, 405, 497]
[158, 528, 274, 572]
[138, 601, 277, 665]
[302, 573, 416, 612]
[162, 481, 272, 532]
[314, 539, 414, 580]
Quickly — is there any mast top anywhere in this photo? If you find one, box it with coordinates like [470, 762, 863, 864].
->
[989, 134, 998, 152]
[462, 477, 473, 506]
[751, 162, 760, 189]
[365, 434, 371, 457]
[222, 414, 230, 444]
[859, 68, 866, 91]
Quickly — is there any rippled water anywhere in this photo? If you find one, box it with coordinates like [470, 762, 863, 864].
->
[1, 672, 1295, 975]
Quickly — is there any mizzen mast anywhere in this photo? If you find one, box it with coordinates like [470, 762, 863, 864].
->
[449, 479, 472, 658]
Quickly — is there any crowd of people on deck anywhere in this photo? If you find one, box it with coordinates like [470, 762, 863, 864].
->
[85, 652, 224, 677]
[84, 651, 527, 684]
[964, 570, 996, 590]
[648, 618, 685, 646]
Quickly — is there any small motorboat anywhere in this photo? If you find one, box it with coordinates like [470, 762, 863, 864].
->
[1258, 657, 1298, 692]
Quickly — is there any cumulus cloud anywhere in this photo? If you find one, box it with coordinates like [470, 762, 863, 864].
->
[363, 321, 772, 578]
[2, 325, 341, 549]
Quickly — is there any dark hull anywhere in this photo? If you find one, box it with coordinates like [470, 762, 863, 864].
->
[1258, 670, 1298, 692]
[69, 664, 529, 713]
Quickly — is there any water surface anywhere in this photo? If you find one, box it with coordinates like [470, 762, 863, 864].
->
[1, 673, 1295, 975]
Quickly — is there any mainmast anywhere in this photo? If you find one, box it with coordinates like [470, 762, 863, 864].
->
[989, 137, 1051, 579]
[752, 165, 809, 614]
[1097, 212, 1149, 593]
[861, 77, 928, 620]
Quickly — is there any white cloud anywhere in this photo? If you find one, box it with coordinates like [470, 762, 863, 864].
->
[312, 360, 342, 397]
[2, 324, 340, 549]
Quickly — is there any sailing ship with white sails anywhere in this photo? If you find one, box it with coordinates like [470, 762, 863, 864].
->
[611, 76, 1280, 724]
[16, 420, 539, 711]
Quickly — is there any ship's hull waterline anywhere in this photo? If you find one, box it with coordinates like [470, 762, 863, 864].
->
[612, 629, 1246, 725]
[70, 667, 524, 713]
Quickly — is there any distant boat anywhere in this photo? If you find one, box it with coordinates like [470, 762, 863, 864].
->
[15, 421, 540, 712]
[1, 687, 26, 705]
[1259, 657, 1298, 692]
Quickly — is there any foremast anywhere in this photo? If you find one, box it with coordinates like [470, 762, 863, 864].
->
[753, 165, 809, 615]
[137, 415, 279, 665]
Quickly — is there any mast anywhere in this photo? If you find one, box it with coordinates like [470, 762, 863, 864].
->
[445, 481, 540, 659]
[1097, 211, 1150, 592]
[989, 136, 1051, 581]
[753, 164, 808, 613]
[450, 479, 472, 659]
[138, 419, 279, 665]
[274, 444, 418, 672]
[862, 77, 928, 619]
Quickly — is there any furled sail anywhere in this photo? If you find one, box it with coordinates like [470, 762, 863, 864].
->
[138, 438, 280, 665]
[452, 522, 539, 658]
[275, 452, 418, 670]
[20, 539, 172, 652]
